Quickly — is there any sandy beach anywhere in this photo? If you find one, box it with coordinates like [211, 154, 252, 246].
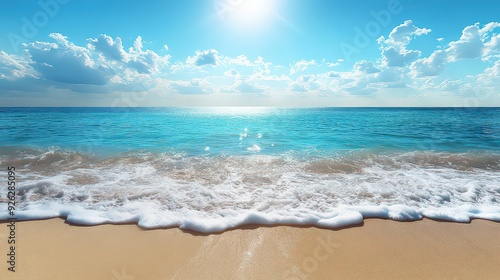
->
[0, 218, 499, 279]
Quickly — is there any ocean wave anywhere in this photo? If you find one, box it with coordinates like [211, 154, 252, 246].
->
[1, 148, 499, 232]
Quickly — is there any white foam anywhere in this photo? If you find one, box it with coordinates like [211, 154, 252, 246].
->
[1, 151, 499, 233]
[247, 145, 261, 152]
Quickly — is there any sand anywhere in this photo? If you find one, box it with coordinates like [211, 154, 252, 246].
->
[1, 218, 499, 279]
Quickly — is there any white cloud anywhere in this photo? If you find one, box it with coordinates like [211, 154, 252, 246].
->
[25, 33, 111, 85]
[187, 49, 219, 66]
[223, 55, 253, 66]
[381, 46, 421, 67]
[126, 36, 170, 74]
[353, 60, 381, 74]
[477, 60, 500, 87]
[447, 24, 484, 61]
[88, 34, 126, 61]
[289, 75, 320, 92]
[290, 59, 317, 74]
[0, 33, 171, 95]
[378, 20, 431, 67]
[326, 71, 340, 78]
[87, 34, 170, 76]
[484, 34, 500, 61]
[172, 52, 274, 78]
[225, 69, 239, 76]
[479, 22, 500, 35]
[437, 79, 476, 95]
[446, 22, 500, 62]
[409, 50, 447, 77]
[409, 22, 500, 78]
[374, 67, 405, 83]
[325, 58, 344, 67]
[383, 20, 431, 47]
[0, 51, 37, 80]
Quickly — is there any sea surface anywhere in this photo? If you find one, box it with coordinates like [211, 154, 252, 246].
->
[1, 107, 499, 232]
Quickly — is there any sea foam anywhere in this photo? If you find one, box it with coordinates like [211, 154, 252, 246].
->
[1, 149, 499, 233]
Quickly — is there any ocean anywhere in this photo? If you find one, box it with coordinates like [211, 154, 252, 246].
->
[1, 107, 499, 233]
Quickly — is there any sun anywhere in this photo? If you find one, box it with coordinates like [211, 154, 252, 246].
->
[225, 0, 277, 31]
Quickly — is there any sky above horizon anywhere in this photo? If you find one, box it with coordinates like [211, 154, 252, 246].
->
[0, 0, 499, 106]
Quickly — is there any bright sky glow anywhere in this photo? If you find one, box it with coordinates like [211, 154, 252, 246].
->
[225, 0, 278, 32]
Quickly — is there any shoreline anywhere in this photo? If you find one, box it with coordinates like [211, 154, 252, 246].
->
[1, 218, 499, 279]
[1, 215, 498, 233]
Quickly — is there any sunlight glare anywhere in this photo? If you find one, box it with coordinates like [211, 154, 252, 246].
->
[227, 0, 277, 31]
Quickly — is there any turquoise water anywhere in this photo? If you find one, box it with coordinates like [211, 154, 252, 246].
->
[1, 107, 499, 155]
[0, 107, 499, 232]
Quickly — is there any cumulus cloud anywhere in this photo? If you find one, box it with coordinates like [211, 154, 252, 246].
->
[354, 60, 381, 74]
[325, 58, 344, 67]
[436, 79, 475, 96]
[384, 20, 431, 46]
[326, 71, 340, 78]
[477, 60, 500, 87]
[484, 34, 500, 60]
[289, 75, 319, 92]
[443, 22, 500, 62]
[378, 20, 431, 67]
[409, 50, 447, 77]
[126, 36, 170, 74]
[172, 52, 274, 80]
[25, 33, 111, 85]
[88, 34, 170, 75]
[187, 49, 219, 66]
[223, 55, 253, 66]
[381, 46, 420, 67]
[447, 22, 500, 64]
[88, 34, 126, 61]
[447, 24, 484, 61]
[333, 65, 405, 95]
[375, 67, 405, 83]
[482, 23, 500, 61]
[0, 32, 171, 95]
[0, 51, 37, 80]
[409, 22, 499, 78]
[290, 59, 317, 74]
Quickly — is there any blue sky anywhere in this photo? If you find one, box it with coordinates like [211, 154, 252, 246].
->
[0, 0, 499, 106]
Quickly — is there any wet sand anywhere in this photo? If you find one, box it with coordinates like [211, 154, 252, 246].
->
[1, 218, 499, 279]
